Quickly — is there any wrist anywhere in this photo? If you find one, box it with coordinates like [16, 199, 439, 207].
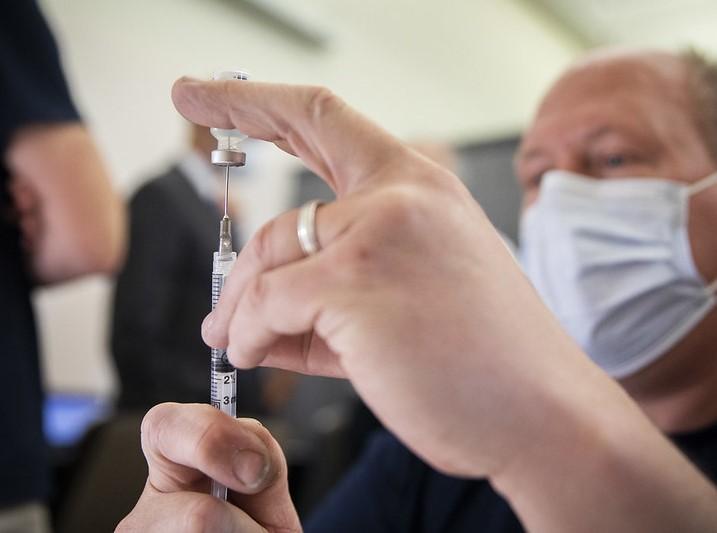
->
[491, 363, 717, 532]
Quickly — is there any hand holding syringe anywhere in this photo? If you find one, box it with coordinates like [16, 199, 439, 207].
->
[208, 69, 249, 501]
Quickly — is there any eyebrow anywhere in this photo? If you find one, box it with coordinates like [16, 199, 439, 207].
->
[516, 125, 619, 164]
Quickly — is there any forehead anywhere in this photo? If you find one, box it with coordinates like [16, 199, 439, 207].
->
[519, 55, 695, 155]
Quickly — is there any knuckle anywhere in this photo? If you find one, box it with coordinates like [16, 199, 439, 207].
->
[375, 186, 427, 229]
[244, 274, 269, 310]
[329, 187, 433, 282]
[241, 417, 274, 446]
[304, 85, 341, 122]
[332, 239, 378, 282]
[193, 410, 233, 465]
[249, 217, 277, 267]
[140, 403, 174, 453]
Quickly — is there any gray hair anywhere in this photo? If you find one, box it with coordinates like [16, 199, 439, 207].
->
[681, 49, 717, 165]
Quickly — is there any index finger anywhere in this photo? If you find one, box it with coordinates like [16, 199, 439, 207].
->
[172, 77, 408, 196]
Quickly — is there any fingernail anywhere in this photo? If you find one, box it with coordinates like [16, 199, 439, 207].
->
[233, 450, 269, 490]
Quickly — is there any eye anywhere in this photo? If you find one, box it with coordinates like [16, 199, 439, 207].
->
[597, 149, 647, 171]
[604, 153, 628, 168]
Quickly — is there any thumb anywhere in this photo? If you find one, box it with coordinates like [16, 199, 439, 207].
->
[141, 403, 301, 531]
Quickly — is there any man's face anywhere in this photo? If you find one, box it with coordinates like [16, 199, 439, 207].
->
[516, 51, 717, 284]
[515, 52, 717, 396]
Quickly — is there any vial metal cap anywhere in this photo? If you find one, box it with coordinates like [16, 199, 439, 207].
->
[211, 149, 246, 167]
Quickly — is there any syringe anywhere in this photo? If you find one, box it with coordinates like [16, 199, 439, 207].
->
[209, 170, 237, 500]
[208, 69, 249, 501]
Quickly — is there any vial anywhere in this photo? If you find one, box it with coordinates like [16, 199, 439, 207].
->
[210, 70, 250, 167]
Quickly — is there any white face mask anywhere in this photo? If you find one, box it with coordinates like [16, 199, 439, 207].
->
[519, 170, 717, 378]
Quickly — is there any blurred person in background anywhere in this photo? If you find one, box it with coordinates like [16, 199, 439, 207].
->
[0, 2, 124, 532]
[119, 47, 717, 532]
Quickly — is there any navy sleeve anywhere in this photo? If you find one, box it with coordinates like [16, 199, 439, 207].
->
[303, 430, 526, 533]
[0, 0, 80, 507]
[304, 431, 424, 533]
[0, 0, 79, 153]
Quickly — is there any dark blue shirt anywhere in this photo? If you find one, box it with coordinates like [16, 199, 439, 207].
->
[306, 423, 717, 532]
[0, 0, 79, 507]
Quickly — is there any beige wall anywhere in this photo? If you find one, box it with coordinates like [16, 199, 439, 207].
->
[36, 0, 581, 397]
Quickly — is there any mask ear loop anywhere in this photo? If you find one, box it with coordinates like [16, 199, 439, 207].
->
[686, 173, 717, 293]
[687, 172, 717, 196]
[709, 279, 717, 293]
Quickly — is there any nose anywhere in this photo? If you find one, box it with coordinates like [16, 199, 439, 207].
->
[553, 152, 588, 176]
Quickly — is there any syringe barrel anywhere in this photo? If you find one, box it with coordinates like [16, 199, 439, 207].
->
[210, 251, 237, 410]
[212, 251, 237, 307]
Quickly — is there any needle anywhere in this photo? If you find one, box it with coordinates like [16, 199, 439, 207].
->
[218, 165, 233, 255]
[223, 165, 229, 218]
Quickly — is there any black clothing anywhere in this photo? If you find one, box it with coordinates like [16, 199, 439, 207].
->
[0, 1, 79, 507]
[111, 167, 263, 412]
[305, 422, 717, 533]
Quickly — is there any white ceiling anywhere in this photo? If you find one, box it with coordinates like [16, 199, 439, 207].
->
[533, 0, 717, 53]
[227, 0, 717, 56]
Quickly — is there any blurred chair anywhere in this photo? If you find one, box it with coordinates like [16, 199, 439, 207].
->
[53, 412, 146, 533]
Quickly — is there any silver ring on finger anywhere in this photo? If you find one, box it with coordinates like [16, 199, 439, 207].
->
[297, 200, 324, 256]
